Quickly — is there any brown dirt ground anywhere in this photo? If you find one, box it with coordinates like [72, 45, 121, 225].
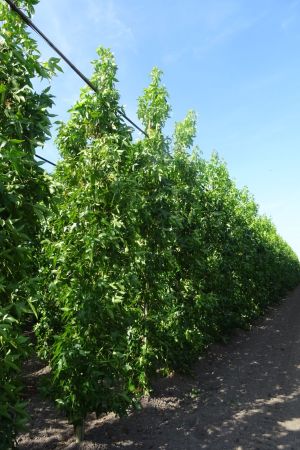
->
[17, 285, 300, 450]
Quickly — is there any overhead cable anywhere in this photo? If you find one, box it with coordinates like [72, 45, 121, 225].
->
[35, 153, 56, 166]
[4, 0, 148, 138]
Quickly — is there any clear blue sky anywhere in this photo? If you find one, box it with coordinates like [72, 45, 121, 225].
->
[30, 0, 300, 257]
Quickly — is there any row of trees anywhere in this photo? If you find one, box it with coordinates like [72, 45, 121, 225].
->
[1, 0, 300, 446]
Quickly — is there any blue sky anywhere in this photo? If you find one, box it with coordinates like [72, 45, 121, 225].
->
[30, 0, 300, 256]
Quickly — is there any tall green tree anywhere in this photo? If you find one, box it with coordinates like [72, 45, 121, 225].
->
[0, 0, 56, 447]
[36, 48, 144, 440]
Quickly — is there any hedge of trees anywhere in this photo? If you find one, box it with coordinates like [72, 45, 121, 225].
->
[1, 0, 300, 446]
[0, 0, 56, 447]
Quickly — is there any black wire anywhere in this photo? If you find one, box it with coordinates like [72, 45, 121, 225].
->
[35, 153, 57, 166]
[4, 0, 148, 138]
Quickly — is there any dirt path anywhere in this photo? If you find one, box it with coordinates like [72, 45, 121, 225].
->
[18, 285, 300, 450]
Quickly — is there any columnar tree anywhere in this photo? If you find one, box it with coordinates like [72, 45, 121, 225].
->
[0, 0, 55, 447]
[36, 48, 144, 439]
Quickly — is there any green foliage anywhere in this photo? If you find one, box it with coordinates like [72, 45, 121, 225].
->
[0, 310, 29, 450]
[36, 47, 300, 438]
[174, 110, 197, 152]
[137, 67, 170, 133]
[2, 0, 299, 444]
[0, 0, 56, 446]
[36, 48, 143, 427]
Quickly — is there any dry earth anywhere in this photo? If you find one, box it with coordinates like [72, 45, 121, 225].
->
[18, 285, 300, 450]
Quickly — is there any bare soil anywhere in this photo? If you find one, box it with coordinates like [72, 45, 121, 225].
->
[17, 285, 300, 449]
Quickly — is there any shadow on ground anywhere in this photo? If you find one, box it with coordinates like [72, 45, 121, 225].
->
[18, 286, 300, 450]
